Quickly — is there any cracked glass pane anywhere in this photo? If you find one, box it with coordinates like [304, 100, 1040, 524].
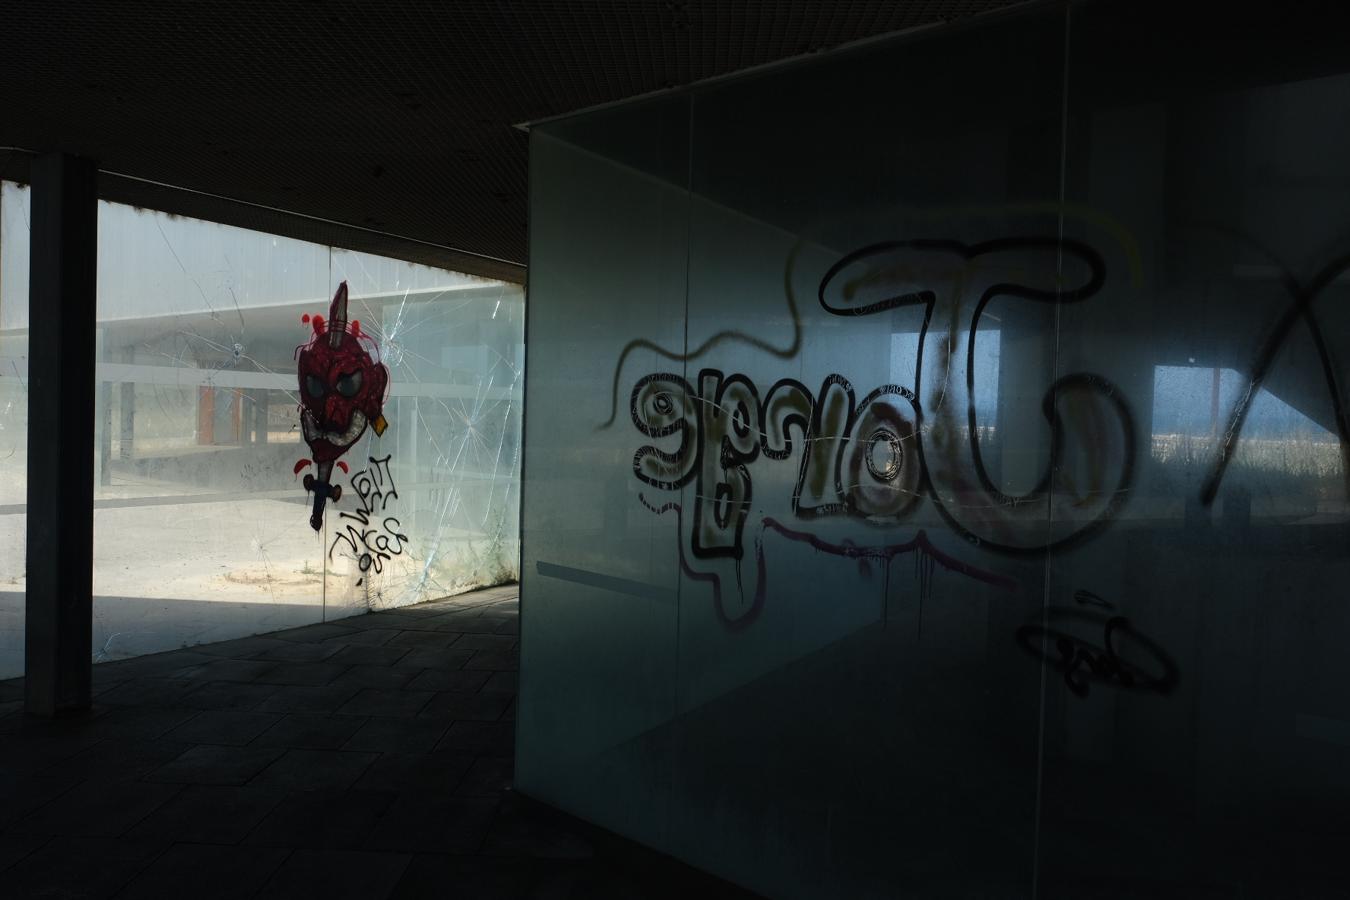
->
[86, 200, 522, 663]
[322, 249, 524, 616]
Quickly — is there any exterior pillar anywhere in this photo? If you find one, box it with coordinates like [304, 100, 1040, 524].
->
[252, 389, 268, 444]
[120, 347, 136, 459]
[25, 152, 98, 717]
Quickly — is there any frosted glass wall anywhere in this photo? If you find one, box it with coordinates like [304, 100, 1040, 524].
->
[519, 3, 1350, 897]
[0, 190, 523, 676]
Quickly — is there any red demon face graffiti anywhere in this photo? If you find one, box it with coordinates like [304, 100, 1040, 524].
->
[295, 282, 390, 530]
[298, 282, 388, 461]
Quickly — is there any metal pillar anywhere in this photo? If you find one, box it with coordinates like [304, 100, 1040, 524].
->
[25, 152, 98, 717]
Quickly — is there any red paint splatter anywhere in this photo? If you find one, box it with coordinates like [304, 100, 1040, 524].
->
[301, 313, 310, 324]
[351, 320, 361, 336]
[311, 314, 325, 336]
[336, 461, 349, 474]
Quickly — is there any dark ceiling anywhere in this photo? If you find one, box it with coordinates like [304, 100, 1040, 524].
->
[1, 0, 1021, 281]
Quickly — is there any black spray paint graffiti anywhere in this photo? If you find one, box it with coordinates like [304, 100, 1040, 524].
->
[1191, 228, 1350, 506]
[1015, 590, 1178, 698]
[629, 238, 1137, 627]
[328, 454, 409, 585]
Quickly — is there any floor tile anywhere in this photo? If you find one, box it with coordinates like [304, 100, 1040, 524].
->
[163, 709, 280, 745]
[418, 690, 512, 722]
[272, 623, 358, 643]
[368, 795, 499, 853]
[387, 854, 537, 900]
[396, 648, 474, 670]
[252, 713, 368, 750]
[256, 661, 350, 687]
[0, 730, 104, 775]
[117, 841, 290, 900]
[194, 635, 293, 658]
[244, 789, 396, 850]
[87, 706, 199, 741]
[324, 627, 402, 646]
[481, 799, 595, 859]
[450, 633, 517, 652]
[328, 644, 410, 666]
[353, 750, 477, 794]
[146, 744, 286, 786]
[336, 688, 435, 718]
[12, 779, 182, 837]
[442, 617, 511, 635]
[95, 650, 218, 680]
[405, 669, 489, 693]
[249, 748, 379, 791]
[456, 756, 515, 798]
[480, 671, 518, 694]
[0, 773, 83, 829]
[40, 738, 193, 783]
[342, 717, 451, 754]
[126, 784, 285, 844]
[95, 677, 204, 707]
[181, 680, 283, 711]
[253, 641, 346, 663]
[436, 720, 514, 756]
[0, 832, 49, 872]
[330, 665, 420, 690]
[254, 848, 412, 900]
[463, 650, 519, 671]
[1, 836, 165, 899]
[169, 658, 279, 683]
[257, 684, 360, 714]
[0, 590, 625, 900]
[385, 630, 461, 649]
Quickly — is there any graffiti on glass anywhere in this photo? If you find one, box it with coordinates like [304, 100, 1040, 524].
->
[328, 454, 409, 585]
[628, 238, 1137, 628]
[1015, 590, 1179, 698]
[293, 281, 391, 531]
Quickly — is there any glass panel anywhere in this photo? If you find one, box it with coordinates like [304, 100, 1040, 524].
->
[324, 249, 525, 617]
[0, 181, 30, 679]
[520, 4, 1350, 895]
[91, 201, 522, 663]
[93, 204, 331, 658]
[671, 10, 1067, 898]
[1041, 2, 1350, 896]
[517, 95, 690, 849]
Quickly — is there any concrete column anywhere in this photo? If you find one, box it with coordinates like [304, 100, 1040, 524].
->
[252, 389, 268, 444]
[119, 347, 136, 459]
[99, 380, 113, 487]
[25, 152, 98, 717]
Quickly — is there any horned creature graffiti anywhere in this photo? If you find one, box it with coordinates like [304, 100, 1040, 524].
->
[293, 282, 391, 531]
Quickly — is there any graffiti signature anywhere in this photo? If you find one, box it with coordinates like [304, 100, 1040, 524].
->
[328, 454, 409, 584]
[1015, 593, 1178, 698]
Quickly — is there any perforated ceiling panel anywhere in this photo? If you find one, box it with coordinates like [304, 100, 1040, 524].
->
[0, 1, 1021, 278]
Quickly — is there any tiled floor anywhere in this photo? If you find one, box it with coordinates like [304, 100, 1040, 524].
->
[0, 585, 754, 899]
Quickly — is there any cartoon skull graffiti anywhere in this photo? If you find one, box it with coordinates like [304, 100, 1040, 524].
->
[294, 282, 389, 530]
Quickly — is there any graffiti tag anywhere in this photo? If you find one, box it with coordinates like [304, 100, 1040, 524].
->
[329, 454, 409, 583]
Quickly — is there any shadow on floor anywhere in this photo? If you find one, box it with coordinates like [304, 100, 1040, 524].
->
[0, 585, 759, 899]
